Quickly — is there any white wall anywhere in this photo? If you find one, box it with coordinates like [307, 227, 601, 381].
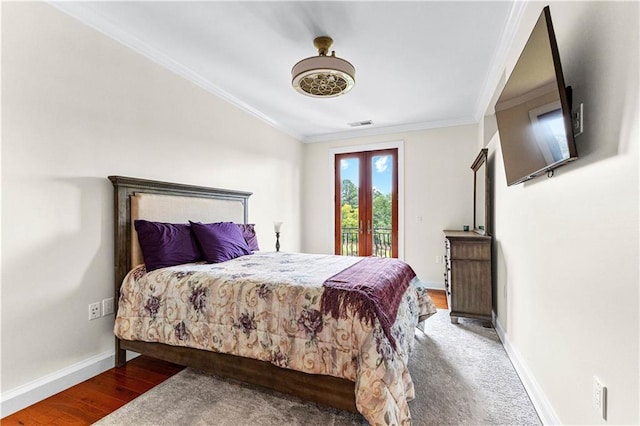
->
[4, 2, 638, 424]
[1, 1, 301, 401]
[487, 2, 639, 424]
[301, 125, 478, 286]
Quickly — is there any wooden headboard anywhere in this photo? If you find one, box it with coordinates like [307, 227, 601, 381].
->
[108, 176, 252, 303]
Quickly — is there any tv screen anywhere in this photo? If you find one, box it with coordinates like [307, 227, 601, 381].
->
[495, 6, 578, 186]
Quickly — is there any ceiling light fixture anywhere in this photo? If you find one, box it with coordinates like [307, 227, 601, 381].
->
[291, 36, 355, 98]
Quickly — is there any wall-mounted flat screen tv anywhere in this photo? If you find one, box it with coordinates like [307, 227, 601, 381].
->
[495, 6, 578, 186]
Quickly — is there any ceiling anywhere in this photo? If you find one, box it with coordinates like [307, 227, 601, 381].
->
[51, 1, 523, 143]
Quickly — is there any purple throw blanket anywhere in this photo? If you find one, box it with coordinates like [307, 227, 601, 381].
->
[320, 257, 416, 349]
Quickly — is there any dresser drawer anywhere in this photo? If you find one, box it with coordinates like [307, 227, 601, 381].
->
[449, 241, 490, 260]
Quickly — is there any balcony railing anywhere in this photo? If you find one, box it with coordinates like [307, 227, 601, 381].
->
[340, 227, 393, 258]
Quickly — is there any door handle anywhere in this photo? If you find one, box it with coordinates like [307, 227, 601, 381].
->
[359, 220, 363, 234]
[367, 220, 372, 234]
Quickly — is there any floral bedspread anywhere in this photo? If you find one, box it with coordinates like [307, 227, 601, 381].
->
[115, 252, 437, 425]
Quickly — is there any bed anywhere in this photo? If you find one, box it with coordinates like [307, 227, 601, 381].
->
[109, 175, 436, 425]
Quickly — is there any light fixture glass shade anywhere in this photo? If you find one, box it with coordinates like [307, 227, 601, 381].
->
[291, 36, 355, 98]
[273, 221, 283, 232]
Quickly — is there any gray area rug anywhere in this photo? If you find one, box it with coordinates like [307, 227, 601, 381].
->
[94, 310, 540, 425]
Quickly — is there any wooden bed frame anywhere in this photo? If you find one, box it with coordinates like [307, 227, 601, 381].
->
[109, 175, 357, 413]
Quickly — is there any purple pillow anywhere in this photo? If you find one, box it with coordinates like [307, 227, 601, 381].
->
[134, 220, 202, 271]
[236, 223, 260, 252]
[190, 221, 252, 263]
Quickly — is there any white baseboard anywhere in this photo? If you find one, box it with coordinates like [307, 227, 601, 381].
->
[420, 280, 445, 291]
[1, 350, 139, 417]
[493, 312, 561, 425]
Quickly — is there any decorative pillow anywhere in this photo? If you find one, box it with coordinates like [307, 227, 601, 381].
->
[190, 221, 252, 263]
[236, 223, 260, 252]
[134, 220, 202, 271]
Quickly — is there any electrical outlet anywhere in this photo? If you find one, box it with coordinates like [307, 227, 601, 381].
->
[88, 302, 101, 320]
[572, 102, 584, 136]
[102, 298, 115, 316]
[593, 376, 607, 420]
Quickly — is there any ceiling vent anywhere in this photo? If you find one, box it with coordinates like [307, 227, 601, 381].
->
[348, 120, 373, 127]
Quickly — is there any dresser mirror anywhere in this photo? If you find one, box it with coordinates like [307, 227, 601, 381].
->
[472, 148, 490, 235]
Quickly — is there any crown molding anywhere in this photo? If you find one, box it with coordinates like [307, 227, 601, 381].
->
[473, 0, 528, 120]
[302, 116, 477, 144]
[47, 2, 303, 142]
[48, 1, 506, 145]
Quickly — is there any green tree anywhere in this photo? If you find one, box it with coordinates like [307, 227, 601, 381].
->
[341, 179, 358, 208]
[340, 179, 392, 229]
[341, 204, 359, 228]
[372, 189, 392, 228]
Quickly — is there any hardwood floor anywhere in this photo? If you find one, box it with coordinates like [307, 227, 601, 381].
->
[1, 356, 184, 425]
[428, 288, 448, 310]
[2, 289, 447, 425]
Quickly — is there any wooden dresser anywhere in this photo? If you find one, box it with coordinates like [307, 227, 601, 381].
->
[443, 230, 492, 326]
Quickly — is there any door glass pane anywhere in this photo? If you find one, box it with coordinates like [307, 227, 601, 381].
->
[340, 157, 360, 256]
[371, 154, 393, 258]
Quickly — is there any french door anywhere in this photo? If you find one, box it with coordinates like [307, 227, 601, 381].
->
[334, 149, 398, 258]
